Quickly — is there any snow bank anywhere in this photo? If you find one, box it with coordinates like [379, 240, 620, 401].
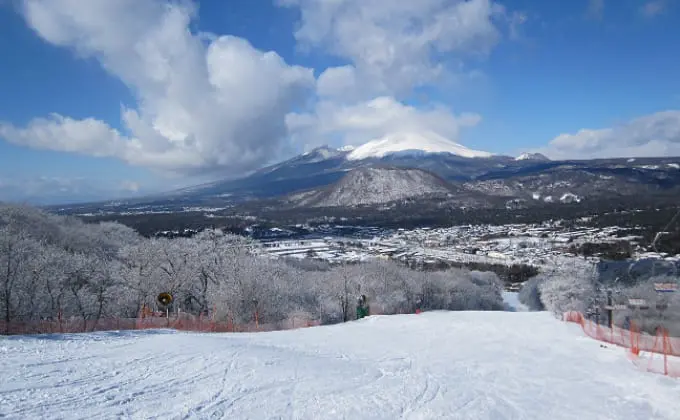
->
[2, 312, 679, 419]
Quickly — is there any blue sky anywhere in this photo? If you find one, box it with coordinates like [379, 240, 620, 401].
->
[1, 0, 679, 204]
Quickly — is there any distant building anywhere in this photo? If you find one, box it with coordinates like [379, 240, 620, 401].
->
[487, 251, 508, 260]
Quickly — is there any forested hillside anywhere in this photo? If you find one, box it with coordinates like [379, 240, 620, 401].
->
[0, 204, 506, 333]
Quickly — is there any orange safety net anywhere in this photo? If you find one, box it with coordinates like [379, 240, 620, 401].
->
[563, 311, 680, 377]
[1, 312, 322, 336]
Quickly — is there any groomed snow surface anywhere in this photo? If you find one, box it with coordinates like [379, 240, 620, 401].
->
[2, 309, 680, 419]
[502, 291, 530, 312]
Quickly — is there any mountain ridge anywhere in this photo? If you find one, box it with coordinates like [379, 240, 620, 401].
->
[43, 132, 680, 213]
[287, 166, 457, 208]
[516, 152, 550, 162]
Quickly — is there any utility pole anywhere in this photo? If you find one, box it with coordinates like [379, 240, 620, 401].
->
[253, 298, 259, 330]
[650, 207, 680, 277]
[606, 289, 613, 328]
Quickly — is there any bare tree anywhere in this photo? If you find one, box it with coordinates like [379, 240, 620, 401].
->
[0, 227, 38, 332]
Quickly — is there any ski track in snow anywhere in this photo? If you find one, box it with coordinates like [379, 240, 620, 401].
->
[1, 312, 679, 420]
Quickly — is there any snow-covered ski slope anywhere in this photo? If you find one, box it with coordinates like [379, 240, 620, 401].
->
[2, 312, 679, 420]
[502, 291, 530, 312]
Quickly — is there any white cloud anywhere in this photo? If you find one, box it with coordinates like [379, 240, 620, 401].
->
[286, 96, 481, 151]
[280, 0, 510, 100]
[120, 180, 140, 193]
[2, 0, 315, 176]
[280, 0, 514, 154]
[0, 114, 126, 157]
[641, 0, 667, 17]
[3, 0, 517, 181]
[0, 175, 146, 205]
[316, 65, 368, 102]
[540, 110, 680, 160]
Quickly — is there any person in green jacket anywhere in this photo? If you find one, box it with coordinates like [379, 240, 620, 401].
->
[356, 294, 370, 320]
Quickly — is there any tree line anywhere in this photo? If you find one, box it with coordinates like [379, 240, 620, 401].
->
[80, 195, 680, 255]
[518, 264, 680, 336]
[1, 204, 506, 333]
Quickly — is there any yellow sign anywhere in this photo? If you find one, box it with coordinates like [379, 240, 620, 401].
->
[157, 292, 173, 306]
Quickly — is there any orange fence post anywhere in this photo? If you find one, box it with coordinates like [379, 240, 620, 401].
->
[136, 305, 143, 330]
[255, 310, 259, 331]
[630, 321, 640, 356]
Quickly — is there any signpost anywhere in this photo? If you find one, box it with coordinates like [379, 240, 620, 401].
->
[653, 282, 676, 329]
[606, 290, 613, 328]
[627, 298, 649, 332]
[628, 298, 648, 309]
[601, 289, 627, 328]
[157, 293, 173, 327]
[157, 292, 173, 307]
[596, 289, 627, 328]
[603, 304, 627, 310]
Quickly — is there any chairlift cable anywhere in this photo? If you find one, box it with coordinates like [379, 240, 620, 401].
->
[651, 206, 680, 252]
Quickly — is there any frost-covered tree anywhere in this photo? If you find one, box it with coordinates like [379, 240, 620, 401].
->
[0, 227, 40, 331]
[322, 263, 364, 322]
[0, 204, 143, 330]
[117, 239, 166, 316]
[613, 276, 680, 336]
[359, 261, 416, 314]
[463, 270, 505, 311]
[538, 265, 598, 316]
[518, 276, 545, 311]
[0, 203, 512, 334]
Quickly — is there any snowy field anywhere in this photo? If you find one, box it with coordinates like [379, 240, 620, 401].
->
[2, 310, 679, 419]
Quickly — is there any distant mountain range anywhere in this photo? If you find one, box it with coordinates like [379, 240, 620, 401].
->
[50, 132, 680, 215]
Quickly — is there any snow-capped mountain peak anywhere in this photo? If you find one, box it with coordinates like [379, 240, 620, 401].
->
[516, 152, 550, 162]
[347, 131, 492, 161]
[299, 146, 347, 162]
[303, 145, 340, 157]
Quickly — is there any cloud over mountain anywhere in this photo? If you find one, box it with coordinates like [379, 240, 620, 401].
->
[281, 0, 510, 99]
[0, 0, 516, 176]
[279, 0, 516, 151]
[1, 0, 315, 176]
[286, 97, 482, 151]
[4, 0, 675, 192]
